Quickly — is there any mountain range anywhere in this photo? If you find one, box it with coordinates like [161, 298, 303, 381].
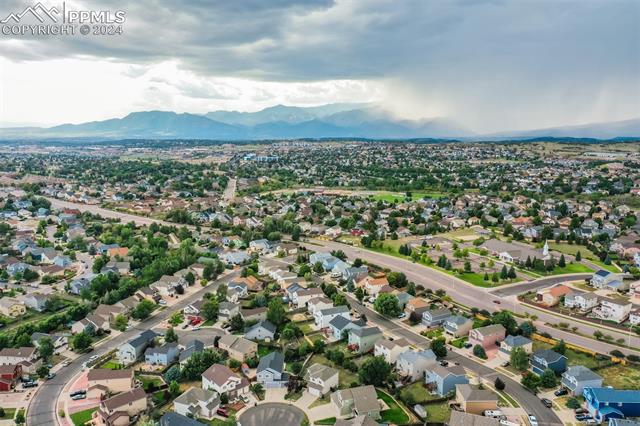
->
[0, 104, 638, 141]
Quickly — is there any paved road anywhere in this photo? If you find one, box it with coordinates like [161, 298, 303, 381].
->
[490, 274, 593, 297]
[238, 402, 306, 426]
[307, 239, 640, 355]
[345, 294, 562, 426]
[26, 270, 239, 426]
[45, 197, 196, 230]
[223, 178, 237, 201]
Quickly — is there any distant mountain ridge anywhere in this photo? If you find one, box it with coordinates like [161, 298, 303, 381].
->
[0, 104, 638, 140]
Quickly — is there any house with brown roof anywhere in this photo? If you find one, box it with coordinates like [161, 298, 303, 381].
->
[217, 335, 257, 361]
[201, 364, 250, 401]
[87, 369, 134, 399]
[92, 387, 147, 426]
[331, 385, 381, 419]
[0, 347, 39, 373]
[455, 384, 499, 415]
[405, 298, 430, 319]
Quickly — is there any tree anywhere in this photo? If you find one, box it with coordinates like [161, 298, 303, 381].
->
[492, 310, 518, 335]
[132, 299, 155, 320]
[202, 299, 219, 321]
[169, 380, 181, 397]
[430, 337, 447, 358]
[38, 337, 54, 362]
[169, 311, 184, 326]
[164, 365, 181, 383]
[181, 349, 222, 380]
[518, 321, 536, 337]
[15, 410, 25, 425]
[500, 265, 508, 279]
[566, 398, 581, 409]
[494, 377, 505, 391]
[71, 332, 92, 352]
[387, 272, 408, 288]
[510, 347, 529, 371]
[358, 356, 391, 386]
[333, 293, 348, 306]
[113, 314, 128, 332]
[521, 373, 541, 392]
[552, 339, 566, 355]
[354, 287, 365, 302]
[184, 271, 195, 286]
[36, 364, 50, 378]
[165, 327, 178, 343]
[473, 345, 487, 359]
[229, 313, 245, 332]
[559, 254, 566, 268]
[373, 293, 400, 317]
[575, 251, 582, 261]
[267, 299, 286, 326]
[540, 368, 557, 388]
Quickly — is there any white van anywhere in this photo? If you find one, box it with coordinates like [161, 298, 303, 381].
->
[484, 410, 504, 418]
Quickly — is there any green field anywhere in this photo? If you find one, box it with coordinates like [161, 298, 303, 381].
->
[377, 389, 411, 424]
[548, 243, 618, 272]
[550, 262, 594, 274]
[368, 191, 446, 203]
[598, 364, 640, 390]
[70, 407, 97, 426]
[314, 417, 336, 425]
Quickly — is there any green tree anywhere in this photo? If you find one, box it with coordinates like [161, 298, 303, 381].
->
[36, 364, 50, 378]
[430, 337, 447, 358]
[132, 299, 155, 320]
[552, 339, 566, 355]
[71, 332, 92, 352]
[113, 314, 128, 332]
[358, 356, 391, 387]
[492, 310, 518, 335]
[373, 293, 401, 317]
[202, 299, 219, 321]
[229, 313, 245, 332]
[38, 337, 54, 362]
[165, 327, 178, 343]
[510, 347, 529, 371]
[473, 345, 487, 359]
[169, 380, 181, 397]
[494, 377, 505, 391]
[169, 311, 184, 326]
[354, 287, 365, 302]
[575, 251, 582, 261]
[521, 373, 541, 392]
[267, 299, 287, 326]
[540, 368, 557, 388]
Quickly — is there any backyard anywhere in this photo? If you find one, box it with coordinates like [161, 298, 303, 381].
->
[377, 389, 411, 425]
[70, 407, 97, 426]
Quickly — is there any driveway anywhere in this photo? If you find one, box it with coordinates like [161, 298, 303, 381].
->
[238, 403, 306, 426]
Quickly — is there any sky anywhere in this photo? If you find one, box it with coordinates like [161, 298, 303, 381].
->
[0, 0, 638, 133]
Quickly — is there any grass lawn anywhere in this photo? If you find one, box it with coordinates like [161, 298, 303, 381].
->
[450, 337, 467, 348]
[0, 408, 16, 420]
[138, 375, 164, 391]
[456, 272, 518, 288]
[423, 400, 452, 423]
[70, 407, 97, 426]
[423, 328, 444, 339]
[368, 191, 445, 203]
[257, 345, 272, 357]
[299, 321, 315, 334]
[314, 417, 336, 425]
[599, 364, 640, 390]
[377, 389, 410, 425]
[309, 354, 359, 388]
[551, 263, 593, 274]
[101, 359, 124, 370]
[533, 342, 604, 369]
[399, 382, 438, 404]
[152, 390, 170, 406]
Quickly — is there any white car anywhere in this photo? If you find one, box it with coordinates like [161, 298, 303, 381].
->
[528, 415, 538, 426]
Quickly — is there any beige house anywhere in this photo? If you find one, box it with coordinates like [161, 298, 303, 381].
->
[0, 347, 40, 373]
[374, 338, 411, 364]
[217, 335, 257, 361]
[455, 384, 499, 415]
[304, 363, 339, 397]
[331, 385, 381, 419]
[0, 297, 26, 317]
[87, 369, 134, 399]
[92, 388, 147, 426]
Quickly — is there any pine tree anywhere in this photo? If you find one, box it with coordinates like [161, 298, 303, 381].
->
[500, 265, 508, 279]
[559, 254, 566, 267]
[575, 251, 582, 261]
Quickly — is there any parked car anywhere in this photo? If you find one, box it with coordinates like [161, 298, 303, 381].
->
[62, 361, 71, 367]
[71, 393, 86, 400]
[464, 343, 473, 349]
[47, 373, 56, 380]
[181, 323, 189, 329]
[440, 360, 449, 367]
[554, 388, 568, 397]
[541, 398, 552, 408]
[70, 390, 86, 397]
[493, 300, 501, 304]
[23, 382, 38, 388]
[575, 408, 588, 415]
[528, 415, 538, 426]
[576, 414, 592, 421]
[216, 408, 229, 418]
[397, 312, 406, 319]
[501, 361, 510, 367]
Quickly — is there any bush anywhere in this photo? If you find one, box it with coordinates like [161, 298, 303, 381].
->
[610, 350, 625, 358]
[473, 344, 487, 359]
[566, 398, 581, 409]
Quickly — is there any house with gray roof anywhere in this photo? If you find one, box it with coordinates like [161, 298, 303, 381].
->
[329, 315, 362, 340]
[425, 364, 469, 396]
[244, 320, 276, 341]
[179, 340, 204, 365]
[117, 330, 157, 365]
[304, 363, 339, 397]
[173, 387, 220, 420]
[348, 326, 383, 354]
[561, 365, 603, 396]
[145, 342, 179, 366]
[396, 349, 437, 381]
[498, 335, 532, 359]
[443, 315, 473, 337]
[315, 305, 350, 328]
[531, 349, 567, 376]
[160, 413, 206, 426]
[331, 385, 380, 419]
[257, 351, 289, 388]
[421, 307, 452, 327]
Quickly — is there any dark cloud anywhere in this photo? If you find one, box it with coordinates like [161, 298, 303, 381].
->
[0, 0, 637, 130]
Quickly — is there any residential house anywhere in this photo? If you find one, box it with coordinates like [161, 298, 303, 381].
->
[307, 297, 334, 316]
[31, 332, 67, 349]
[448, 411, 500, 426]
[0, 297, 26, 317]
[443, 316, 473, 338]
[565, 292, 599, 311]
[220, 251, 251, 266]
[498, 335, 532, 360]
[201, 364, 250, 401]
[374, 338, 411, 364]
[425, 365, 469, 397]
[536, 285, 573, 307]
[315, 305, 350, 329]
[179, 340, 204, 365]
[405, 298, 430, 319]
[309, 253, 342, 272]
[348, 326, 383, 354]
[329, 316, 362, 340]
[22, 293, 51, 312]
[240, 307, 267, 322]
[217, 335, 257, 361]
[358, 276, 391, 298]
[561, 366, 603, 396]
[455, 384, 499, 415]
[531, 349, 567, 375]
[396, 349, 437, 381]
[92, 388, 147, 426]
[0, 347, 39, 373]
[144, 343, 180, 366]
[87, 369, 134, 399]
[592, 298, 632, 323]
[304, 363, 339, 397]
[257, 352, 289, 388]
[421, 308, 452, 328]
[331, 385, 381, 419]
[244, 320, 276, 342]
[218, 302, 240, 320]
[293, 287, 324, 308]
[0, 364, 22, 391]
[151, 275, 186, 296]
[591, 270, 622, 289]
[583, 387, 640, 423]
[173, 387, 220, 420]
[117, 330, 157, 365]
[468, 324, 505, 350]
